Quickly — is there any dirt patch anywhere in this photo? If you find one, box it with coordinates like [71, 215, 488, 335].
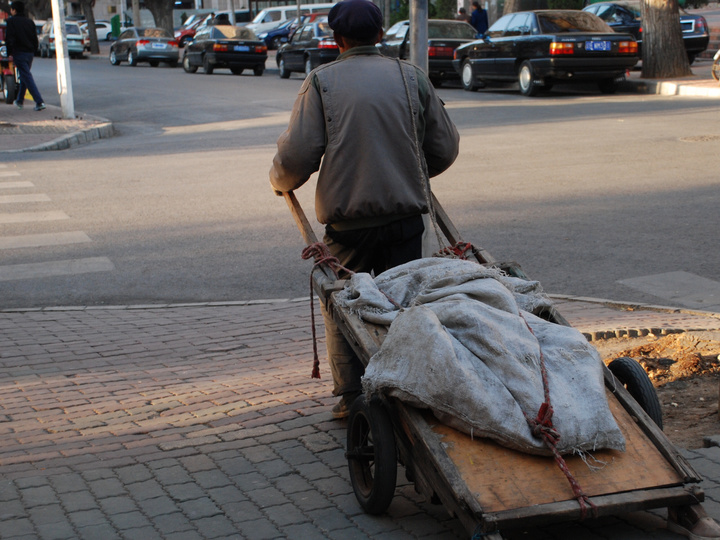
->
[594, 331, 720, 450]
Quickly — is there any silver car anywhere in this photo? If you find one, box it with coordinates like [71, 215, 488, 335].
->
[109, 27, 179, 67]
[38, 21, 88, 58]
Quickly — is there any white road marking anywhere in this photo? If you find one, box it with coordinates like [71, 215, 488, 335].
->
[0, 257, 115, 281]
[0, 211, 70, 224]
[0, 181, 34, 189]
[0, 194, 51, 204]
[618, 271, 720, 311]
[0, 171, 20, 177]
[0, 231, 91, 250]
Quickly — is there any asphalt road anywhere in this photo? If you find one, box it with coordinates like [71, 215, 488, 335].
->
[1, 47, 719, 310]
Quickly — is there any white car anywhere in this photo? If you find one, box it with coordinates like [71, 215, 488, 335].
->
[80, 20, 114, 41]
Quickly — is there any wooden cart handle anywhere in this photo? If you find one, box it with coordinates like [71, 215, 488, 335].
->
[283, 191, 319, 247]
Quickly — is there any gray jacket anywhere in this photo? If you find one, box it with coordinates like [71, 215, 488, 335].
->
[269, 47, 459, 226]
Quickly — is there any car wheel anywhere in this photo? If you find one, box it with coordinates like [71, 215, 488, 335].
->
[271, 37, 282, 50]
[687, 53, 696, 65]
[304, 57, 314, 77]
[182, 54, 197, 73]
[109, 49, 120, 65]
[430, 77, 443, 88]
[39, 45, 46, 58]
[203, 55, 214, 74]
[3, 73, 16, 104]
[128, 50, 138, 66]
[713, 59, 720, 82]
[179, 36, 189, 47]
[461, 59, 477, 92]
[231, 67, 244, 75]
[105, 32, 112, 41]
[149, 60, 159, 67]
[518, 60, 539, 97]
[598, 77, 618, 94]
[278, 57, 290, 79]
[253, 66, 264, 76]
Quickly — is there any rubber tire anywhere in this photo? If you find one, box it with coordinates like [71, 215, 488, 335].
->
[713, 60, 720, 82]
[149, 60, 159, 67]
[518, 60, 539, 96]
[461, 59, 477, 91]
[40, 45, 47, 58]
[253, 66, 264, 76]
[346, 395, 397, 515]
[109, 49, 120, 65]
[271, 36, 282, 50]
[182, 55, 197, 73]
[304, 57, 314, 77]
[203, 55, 214, 74]
[3, 73, 16, 104]
[128, 50, 138, 66]
[688, 53, 696, 65]
[608, 357, 663, 429]
[598, 77, 618, 94]
[231, 67, 244, 75]
[278, 57, 290, 79]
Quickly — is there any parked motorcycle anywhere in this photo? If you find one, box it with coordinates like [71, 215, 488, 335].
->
[0, 43, 19, 104]
[713, 50, 720, 82]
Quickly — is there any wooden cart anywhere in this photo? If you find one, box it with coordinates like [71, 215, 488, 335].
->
[283, 191, 705, 539]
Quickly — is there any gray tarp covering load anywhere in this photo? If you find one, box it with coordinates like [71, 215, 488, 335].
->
[334, 258, 625, 456]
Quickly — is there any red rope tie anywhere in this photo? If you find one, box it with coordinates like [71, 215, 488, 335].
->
[435, 241, 474, 260]
[520, 314, 598, 521]
[300, 243, 354, 379]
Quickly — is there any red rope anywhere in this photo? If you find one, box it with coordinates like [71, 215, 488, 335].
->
[520, 313, 598, 520]
[435, 241, 474, 260]
[300, 243, 354, 379]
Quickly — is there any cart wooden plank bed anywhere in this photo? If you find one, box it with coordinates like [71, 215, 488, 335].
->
[283, 191, 705, 539]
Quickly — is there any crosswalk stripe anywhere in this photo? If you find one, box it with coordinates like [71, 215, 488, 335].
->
[0, 194, 51, 204]
[0, 231, 91, 250]
[0, 171, 20, 177]
[0, 257, 115, 281]
[0, 211, 69, 224]
[0, 181, 34, 189]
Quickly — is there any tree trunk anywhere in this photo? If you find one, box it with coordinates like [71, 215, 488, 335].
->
[80, 0, 100, 55]
[641, 0, 691, 78]
[503, 0, 547, 15]
[144, 0, 174, 34]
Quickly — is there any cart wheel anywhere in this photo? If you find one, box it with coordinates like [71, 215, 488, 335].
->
[608, 357, 663, 430]
[346, 395, 397, 514]
[3, 73, 16, 104]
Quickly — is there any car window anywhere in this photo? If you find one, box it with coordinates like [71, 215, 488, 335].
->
[427, 21, 477, 39]
[140, 28, 172, 38]
[211, 25, 257, 39]
[385, 21, 407, 39]
[195, 29, 211, 40]
[504, 13, 532, 36]
[317, 22, 331, 36]
[66, 23, 81, 35]
[486, 14, 512, 38]
[118, 29, 134, 39]
[537, 11, 613, 33]
[297, 26, 313, 40]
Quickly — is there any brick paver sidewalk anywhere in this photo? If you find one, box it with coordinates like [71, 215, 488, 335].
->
[1, 299, 719, 539]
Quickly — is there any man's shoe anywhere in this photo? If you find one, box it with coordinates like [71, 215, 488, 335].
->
[668, 505, 720, 540]
[13, 101, 22, 110]
[331, 392, 361, 420]
[34, 103, 46, 111]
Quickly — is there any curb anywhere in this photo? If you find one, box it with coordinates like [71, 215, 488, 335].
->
[22, 120, 115, 152]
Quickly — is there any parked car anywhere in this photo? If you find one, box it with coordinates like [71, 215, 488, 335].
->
[582, 1, 709, 63]
[257, 12, 328, 50]
[276, 19, 338, 78]
[377, 19, 477, 87]
[109, 27, 179, 67]
[174, 14, 210, 47]
[182, 25, 267, 75]
[38, 20, 89, 58]
[80, 20, 114, 41]
[452, 10, 639, 96]
[246, 3, 336, 36]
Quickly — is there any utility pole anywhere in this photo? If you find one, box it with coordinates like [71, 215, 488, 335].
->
[49, 0, 75, 119]
[132, 0, 141, 27]
[229, 0, 236, 25]
[409, 0, 428, 74]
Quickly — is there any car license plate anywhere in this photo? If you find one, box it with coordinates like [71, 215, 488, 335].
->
[234, 45, 250, 52]
[152, 42, 166, 49]
[586, 40, 611, 51]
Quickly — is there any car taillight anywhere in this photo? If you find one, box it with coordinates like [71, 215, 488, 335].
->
[550, 42, 574, 55]
[254, 44, 267, 53]
[213, 43, 228, 51]
[618, 40, 637, 54]
[697, 17, 707, 33]
[137, 39, 150, 46]
[318, 39, 337, 49]
[428, 45, 455, 57]
[49, 37, 54, 43]
[169, 40, 179, 48]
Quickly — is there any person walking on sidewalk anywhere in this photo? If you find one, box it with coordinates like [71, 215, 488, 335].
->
[269, 0, 459, 419]
[6, 1, 45, 111]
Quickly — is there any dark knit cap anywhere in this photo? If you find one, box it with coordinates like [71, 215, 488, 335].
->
[11, 1, 25, 14]
[328, 0, 383, 40]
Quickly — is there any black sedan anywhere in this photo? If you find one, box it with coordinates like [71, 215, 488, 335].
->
[582, 2, 709, 63]
[377, 19, 478, 87]
[453, 10, 639, 96]
[109, 27, 179, 67]
[276, 20, 339, 78]
[182, 25, 268, 75]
